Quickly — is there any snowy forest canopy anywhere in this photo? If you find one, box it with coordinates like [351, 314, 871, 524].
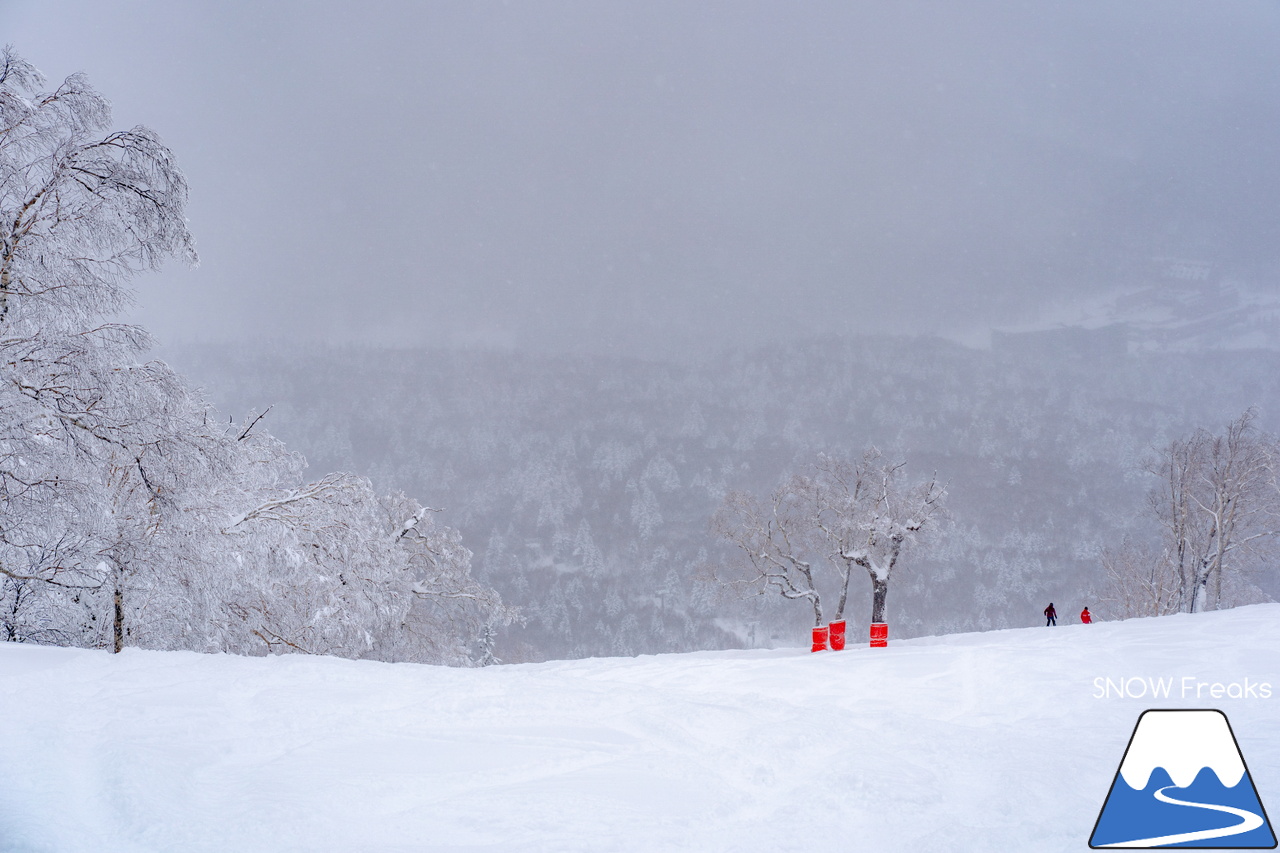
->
[167, 335, 1280, 662]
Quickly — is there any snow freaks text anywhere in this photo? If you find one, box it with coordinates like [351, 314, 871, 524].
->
[1093, 677, 1273, 700]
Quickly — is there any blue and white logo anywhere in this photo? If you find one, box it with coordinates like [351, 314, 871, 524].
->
[1090, 709, 1276, 848]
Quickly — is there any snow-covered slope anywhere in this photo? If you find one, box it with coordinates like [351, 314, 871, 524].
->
[3, 606, 1279, 853]
[990, 280, 1280, 354]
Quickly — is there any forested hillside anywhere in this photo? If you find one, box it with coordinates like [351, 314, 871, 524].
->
[169, 336, 1280, 661]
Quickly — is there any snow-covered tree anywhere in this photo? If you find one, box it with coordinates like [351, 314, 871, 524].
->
[715, 449, 946, 629]
[714, 478, 827, 627]
[0, 48, 511, 665]
[1100, 538, 1180, 619]
[0, 45, 197, 633]
[118, 415, 515, 664]
[1135, 410, 1278, 614]
[811, 450, 946, 626]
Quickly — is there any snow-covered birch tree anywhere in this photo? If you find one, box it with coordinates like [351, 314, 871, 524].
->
[0, 48, 512, 664]
[1135, 410, 1279, 614]
[0, 45, 196, 631]
[1099, 538, 1181, 619]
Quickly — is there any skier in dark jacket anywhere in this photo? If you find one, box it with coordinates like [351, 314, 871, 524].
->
[1044, 603, 1057, 627]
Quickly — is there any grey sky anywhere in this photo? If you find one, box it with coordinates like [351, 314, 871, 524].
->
[5, 1, 1279, 356]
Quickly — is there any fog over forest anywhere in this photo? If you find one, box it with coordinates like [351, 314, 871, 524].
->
[170, 334, 1280, 661]
[4, 2, 1280, 661]
[7, 2, 1280, 355]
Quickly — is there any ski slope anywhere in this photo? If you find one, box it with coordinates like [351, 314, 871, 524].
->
[3, 606, 1279, 852]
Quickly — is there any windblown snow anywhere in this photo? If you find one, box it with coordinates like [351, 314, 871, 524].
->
[3, 606, 1279, 852]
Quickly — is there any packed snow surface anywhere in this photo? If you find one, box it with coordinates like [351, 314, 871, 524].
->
[3, 606, 1280, 852]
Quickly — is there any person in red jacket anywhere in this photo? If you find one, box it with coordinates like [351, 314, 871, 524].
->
[1080, 607, 1092, 624]
[1044, 603, 1057, 626]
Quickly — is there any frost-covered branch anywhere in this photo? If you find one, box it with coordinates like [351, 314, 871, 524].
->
[222, 473, 354, 533]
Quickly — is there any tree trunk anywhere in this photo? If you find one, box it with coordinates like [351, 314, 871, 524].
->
[810, 593, 824, 628]
[870, 576, 888, 624]
[834, 562, 851, 621]
[1189, 569, 1209, 615]
[113, 568, 124, 654]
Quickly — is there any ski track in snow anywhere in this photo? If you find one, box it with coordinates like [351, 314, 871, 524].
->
[1, 605, 1279, 852]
